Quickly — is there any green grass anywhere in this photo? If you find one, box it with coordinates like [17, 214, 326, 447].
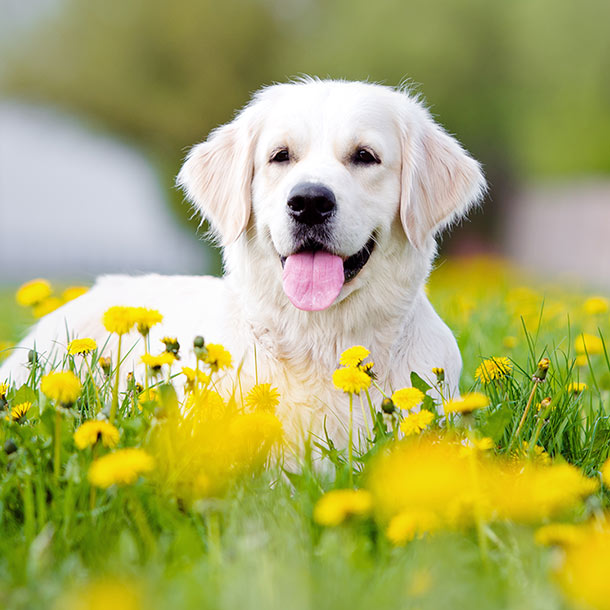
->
[1, 259, 610, 610]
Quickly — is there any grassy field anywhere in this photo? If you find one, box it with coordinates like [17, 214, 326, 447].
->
[1, 258, 610, 610]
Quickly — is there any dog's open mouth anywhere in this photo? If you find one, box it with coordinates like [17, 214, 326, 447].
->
[279, 235, 376, 312]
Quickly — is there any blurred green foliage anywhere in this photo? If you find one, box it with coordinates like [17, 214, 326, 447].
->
[3, 0, 609, 232]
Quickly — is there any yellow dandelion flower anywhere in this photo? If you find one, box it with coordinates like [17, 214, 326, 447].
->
[557, 527, 610, 610]
[58, 578, 143, 610]
[332, 366, 371, 394]
[131, 307, 163, 336]
[141, 352, 175, 371]
[567, 382, 587, 394]
[181, 367, 210, 392]
[40, 371, 82, 405]
[475, 357, 512, 383]
[138, 387, 159, 404]
[339, 345, 370, 367]
[0, 382, 8, 398]
[313, 489, 373, 526]
[444, 392, 489, 414]
[535, 523, 586, 547]
[203, 344, 232, 372]
[62, 286, 89, 302]
[74, 421, 120, 450]
[574, 333, 604, 356]
[503, 336, 518, 349]
[102, 306, 137, 335]
[67, 338, 97, 356]
[432, 367, 445, 382]
[575, 354, 588, 367]
[33, 296, 63, 318]
[400, 410, 434, 436]
[16, 278, 52, 306]
[8, 401, 32, 422]
[583, 296, 609, 315]
[386, 510, 440, 546]
[392, 387, 425, 410]
[245, 383, 280, 412]
[88, 448, 154, 488]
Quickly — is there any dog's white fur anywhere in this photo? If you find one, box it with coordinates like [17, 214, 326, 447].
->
[1, 79, 485, 449]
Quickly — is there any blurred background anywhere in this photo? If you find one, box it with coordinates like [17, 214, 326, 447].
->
[1, 0, 609, 286]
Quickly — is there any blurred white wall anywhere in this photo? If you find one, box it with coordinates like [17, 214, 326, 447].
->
[0, 101, 209, 282]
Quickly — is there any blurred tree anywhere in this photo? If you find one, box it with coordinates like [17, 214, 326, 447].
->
[3, 0, 609, 258]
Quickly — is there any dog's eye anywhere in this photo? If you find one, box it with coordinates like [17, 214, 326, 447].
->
[352, 148, 380, 165]
[269, 148, 290, 163]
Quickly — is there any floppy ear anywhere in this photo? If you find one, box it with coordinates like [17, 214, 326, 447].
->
[399, 104, 486, 250]
[177, 106, 258, 245]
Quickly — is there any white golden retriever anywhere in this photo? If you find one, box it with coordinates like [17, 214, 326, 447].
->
[1, 78, 485, 447]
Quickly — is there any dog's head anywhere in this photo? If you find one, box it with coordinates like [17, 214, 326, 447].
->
[178, 79, 486, 312]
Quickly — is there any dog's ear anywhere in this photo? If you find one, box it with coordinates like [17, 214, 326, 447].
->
[177, 106, 258, 245]
[399, 103, 486, 250]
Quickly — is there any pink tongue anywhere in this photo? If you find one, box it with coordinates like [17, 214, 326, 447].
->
[282, 251, 344, 311]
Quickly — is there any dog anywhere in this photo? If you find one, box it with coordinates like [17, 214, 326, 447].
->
[1, 78, 485, 449]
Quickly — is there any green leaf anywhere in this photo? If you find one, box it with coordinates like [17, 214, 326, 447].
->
[410, 371, 432, 393]
[12, 385, 37, 406]
[479, 405, 513, 443]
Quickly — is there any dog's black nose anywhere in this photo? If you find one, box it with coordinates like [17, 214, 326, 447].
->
[287, 183, 336, 226]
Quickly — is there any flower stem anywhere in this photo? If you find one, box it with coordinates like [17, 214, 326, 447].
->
[348, 392, 354, 486]
[110, 335, 123, 424]
[53, 407, 62, 480]
[512, 380, 539, 449]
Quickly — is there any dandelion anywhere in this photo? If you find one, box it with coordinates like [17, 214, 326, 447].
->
[574, 333, 604, 356]
[536, 397, 553, 413]
[532, 357, 550, 382]
[40, 371, 82, 405]
[33, 296, 63, 318]
[534, 523, 585, 547]
[583, 296, 609, 315]
[67, 338, 97, 356]
[62, 286, 88, 302]
[475, 357, 512, 383]
[575, 355, 588, 367]
[99, 357, 112, 377]
[131, 307, 163, 336]
[161, 337, 180, 358]
[444, 392, 489, 414]
[102, 306, 137, 335]
[203, 344, 232, 372]
[339, 345, 370, 367]
[16, 278, 52, 306]
[181, 367, 209, 392]
[0, 382, 8, 399]
[88, 448, 154, 488]
[74, 421, 120, 450]
[245, 383, 280, 412]
[386, 510, 440, 545]
[332, 366, 371, 394]
[58, 578, 143, 610]
[503, 336, 518, 349]
[141, 352, 175, 372]
[313, 489, 373, 526]
[432, 367, 445, 383]
[568, 382, 587, 394]
[400, 410, 434, 436]
[8, 402, 32, 422]
[392, 387, 425, 410]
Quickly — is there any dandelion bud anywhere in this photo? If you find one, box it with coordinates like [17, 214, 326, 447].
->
[99, 357, 112, 377]
[162, 336, 180, 358]
[28, 349, 39, 366]
[533, 358, 550, 382]
[193, 335, 207, 360]
[432, 367, 445, 383]
[193, 336, 205, 349]
[3, 438, 17, 455]
[539, 397, 552, 411]
[381, 397, 396, 414]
